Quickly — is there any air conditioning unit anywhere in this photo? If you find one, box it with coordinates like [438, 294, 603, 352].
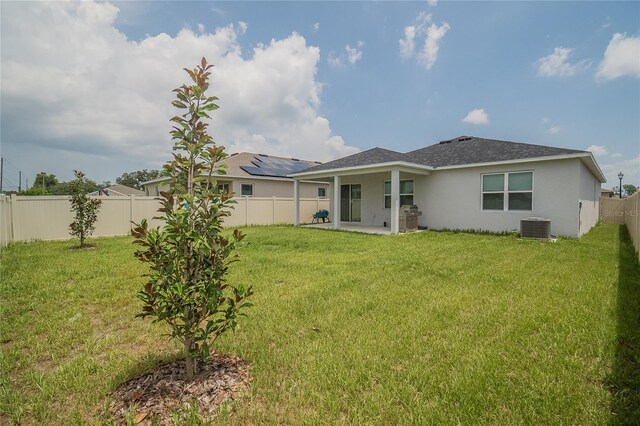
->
[520, 217, 551, 239]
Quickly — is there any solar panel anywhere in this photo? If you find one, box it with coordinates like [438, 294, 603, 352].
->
[240, 156, 315, 178]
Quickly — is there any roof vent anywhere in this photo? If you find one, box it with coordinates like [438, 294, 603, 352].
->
[258, 153, 268, 157]
[439, 140, 452, 144]
[457, 136, 472, 142]
[229, 152, 238, 157]
[520, 217, 551, 239]
[291, 158, 300, 161]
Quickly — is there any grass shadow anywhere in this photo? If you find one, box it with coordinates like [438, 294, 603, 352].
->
[610, 225, 640, 424]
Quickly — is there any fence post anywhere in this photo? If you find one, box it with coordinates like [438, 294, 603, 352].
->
[273, 196, 276, 224]
[245, 197, 248, 226]
[10, 194, 17, 242]
[130, 195, 135, 232]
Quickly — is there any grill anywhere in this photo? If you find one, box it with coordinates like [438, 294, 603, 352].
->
[520, 217, 551, 239]
[399, 205, 422, 233]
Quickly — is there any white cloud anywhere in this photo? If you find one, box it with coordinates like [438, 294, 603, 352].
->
[346, 42, 363, 64]
[399, 25, 417, 59]
[428, 0, 438, 6]
[327, 52, 343, 68]
[600, 155, 640, 185]
[418, 22, 450, 70]
[596, 33, 640, 80]
[586, 144, 608, 156]
[536, 47, 591, 77]
[462, 108, 489, 125]
[197, 23, 205, 33]
[313, 22, 320, 32]
[1, 1, 359, 181]
[399, 12, 449, 70]
[611, 153, 623, 158]
[548, 126, 561, 134]
[328, 42, 364, 68]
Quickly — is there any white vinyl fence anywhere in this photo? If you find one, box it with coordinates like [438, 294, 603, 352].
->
[0, 195, 329, 246]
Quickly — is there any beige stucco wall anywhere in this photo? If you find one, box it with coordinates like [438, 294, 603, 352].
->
[144, 178, 328, 200]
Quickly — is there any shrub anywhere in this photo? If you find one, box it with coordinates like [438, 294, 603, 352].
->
[132, 58, 253, 380]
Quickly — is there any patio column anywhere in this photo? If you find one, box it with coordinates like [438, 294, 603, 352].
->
[333, 175, 341, 230]
[390, 169, 400, 235]
[294, 178, 300, 226]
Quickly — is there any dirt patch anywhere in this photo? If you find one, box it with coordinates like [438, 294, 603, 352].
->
[108, 354, 250, 424]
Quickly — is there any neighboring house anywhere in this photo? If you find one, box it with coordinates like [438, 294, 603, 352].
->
[290, 136, 605, 237]
[600, 188, 615, 198]
[142, 152, 330, 199]
[90, 184, 145, 196]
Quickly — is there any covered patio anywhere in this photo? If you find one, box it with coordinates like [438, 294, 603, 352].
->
[290, 154, 433, 235]
[303, 222, 393, 235]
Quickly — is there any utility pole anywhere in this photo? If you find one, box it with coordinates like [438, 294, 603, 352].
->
[18, 170, 22, 192]
[0, 157, 3, 193]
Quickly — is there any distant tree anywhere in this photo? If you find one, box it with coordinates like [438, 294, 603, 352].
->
[32, 173, 59, 193]
[19, 187, 46, 196]
[69, 170, 102, 247]
[116, 170, 163, 190]
[623, 184, 637, 197]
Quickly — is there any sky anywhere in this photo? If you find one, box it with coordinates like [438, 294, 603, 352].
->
[1, 1, 639, 190]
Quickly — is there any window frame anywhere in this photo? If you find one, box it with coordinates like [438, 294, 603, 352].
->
[318, 187, 327, 198]
[384, 179, 414, 209]
[240, 183, 254, 197]
[481, 171, 534, 212]
[217, 183, 231, 193]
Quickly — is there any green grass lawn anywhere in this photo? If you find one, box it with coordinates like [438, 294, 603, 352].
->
[1, 224, 639, 425]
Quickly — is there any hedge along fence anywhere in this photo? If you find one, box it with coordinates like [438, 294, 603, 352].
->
[0, 195, 330, 246]
[600, 191, 640, 260]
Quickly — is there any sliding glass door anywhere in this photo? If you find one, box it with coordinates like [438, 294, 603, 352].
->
[340, 184, 361, 222]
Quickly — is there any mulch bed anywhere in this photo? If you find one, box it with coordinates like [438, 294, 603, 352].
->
[108, 354, 251, 424]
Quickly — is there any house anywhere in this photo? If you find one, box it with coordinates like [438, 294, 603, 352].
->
[290, 136, 606, 237]
[141, 152, 330, 199]
[600, 188, 615, 198]
[90, 184, 145, 196]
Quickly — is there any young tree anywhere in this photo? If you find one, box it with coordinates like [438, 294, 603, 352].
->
[69, 170, 102, 247]
[132, 58, 252, 380]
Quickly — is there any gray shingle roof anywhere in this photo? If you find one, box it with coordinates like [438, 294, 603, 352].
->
[300, 147, 407, 173]
[406, 136, 586, 167]
[296, 136, 588, 174]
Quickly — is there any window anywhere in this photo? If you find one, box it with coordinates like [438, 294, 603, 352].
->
[217, 183, 230, 193]
[482, 171, 533, 211]
[318, 187, 327, 198]
[384, 179, 414, 208]
[240, 184, 254, 197]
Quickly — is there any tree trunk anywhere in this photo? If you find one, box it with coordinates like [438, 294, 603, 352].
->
[185, 339, 195, 380]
